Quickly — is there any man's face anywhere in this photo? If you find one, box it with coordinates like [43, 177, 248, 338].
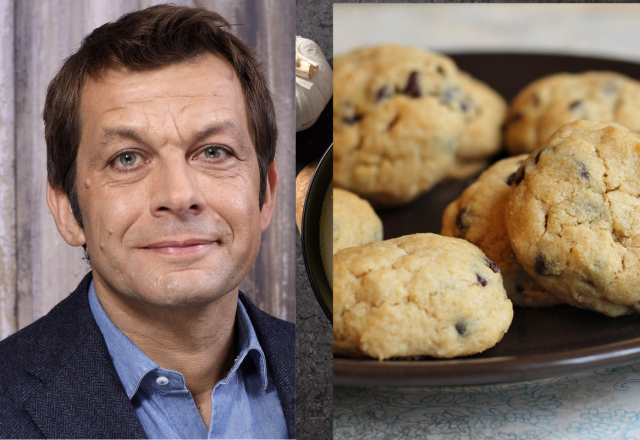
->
[59, 54, 275, 308]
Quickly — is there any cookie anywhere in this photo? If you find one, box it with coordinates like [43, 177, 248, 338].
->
[333, 45, 504, 206]
[506, 120, 640, 317]
[504, 71, 640, 155]
[442, 156, 561, 308]
[333, 188, 383, 254]
[333, 233, 513, 360]
[456, 71, 508, 162]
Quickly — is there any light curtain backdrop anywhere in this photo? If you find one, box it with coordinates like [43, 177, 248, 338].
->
[0, 0, 295, 339]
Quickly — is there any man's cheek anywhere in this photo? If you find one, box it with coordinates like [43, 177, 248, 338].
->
[213, 191, 260, 234]
[231, 171, 261, 206]
[91, 200, 139, 250]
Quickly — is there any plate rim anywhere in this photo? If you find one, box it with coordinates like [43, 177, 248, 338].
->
[334, 336, 640, 387]
[302, 144, 333, 322]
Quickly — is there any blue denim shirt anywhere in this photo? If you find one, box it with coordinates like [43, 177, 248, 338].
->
[88, 281, 288, 439]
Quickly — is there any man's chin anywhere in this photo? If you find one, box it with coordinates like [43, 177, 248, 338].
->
[94, 265, 241, 311]
[134, 271, 240, 309]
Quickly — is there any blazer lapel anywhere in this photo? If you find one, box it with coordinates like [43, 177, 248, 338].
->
[239, 292, 296, 439]
[18, 272, 147, 438]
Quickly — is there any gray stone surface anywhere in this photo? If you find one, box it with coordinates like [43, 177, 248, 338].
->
[295, 232, 332, 440]
[296, 1, 333, 438]
[296, 0, 333, 65]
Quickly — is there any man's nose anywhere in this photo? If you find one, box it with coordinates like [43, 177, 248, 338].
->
[150, 157, 206, 217]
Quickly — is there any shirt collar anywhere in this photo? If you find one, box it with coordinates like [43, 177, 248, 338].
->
[88, 280, 268, 399]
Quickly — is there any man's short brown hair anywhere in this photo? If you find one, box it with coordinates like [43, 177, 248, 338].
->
[44, 4, 277, 229]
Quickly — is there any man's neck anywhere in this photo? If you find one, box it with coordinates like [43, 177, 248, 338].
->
[92, 275, 238, 429]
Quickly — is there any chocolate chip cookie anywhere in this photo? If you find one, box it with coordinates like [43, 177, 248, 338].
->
[333, 233, 513, 360]
[504, 71, 640, 155]
[333, 188, 383, 254]
[442, 155, 561, 308]
[333, 45, 505, 206]
[506, 120, 640, 316]
[447, 72, 507, 179]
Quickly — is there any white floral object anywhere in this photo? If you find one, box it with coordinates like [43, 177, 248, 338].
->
[295, 36, 332, 132]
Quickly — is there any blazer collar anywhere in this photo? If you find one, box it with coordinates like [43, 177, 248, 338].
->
[239, 292, 296, 439]
[17, 272, 147, 438]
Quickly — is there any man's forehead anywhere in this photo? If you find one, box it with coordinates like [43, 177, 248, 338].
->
[78, 53, 252, 143]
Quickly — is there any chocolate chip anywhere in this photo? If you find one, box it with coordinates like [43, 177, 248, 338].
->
[456, 207, 469, 233]
[455, 323, 467, 336]
[477, 273, 488, 286]
[506, 172, 516, 186]
[532, 93, 540, 107]
[568, 100, 582, 110]
[534, 254, 550, 276]
[404, 71, 421, 98]
[516, 284, 525, 293]
[514, 166, 526, 185]
[344, 114, 363, 125]
[579, 162, 590, 180]
[484, 258, 501, 274]
[509, 113, 523, 124]
[375, 86, 390, 103]
[441, 87, 459, 103]
[460, 97, 474, 113]
[436, 65, 446, 76]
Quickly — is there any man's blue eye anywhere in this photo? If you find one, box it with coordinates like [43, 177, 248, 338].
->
[119, 153, 137, 166]
[204, 147, 222, 159]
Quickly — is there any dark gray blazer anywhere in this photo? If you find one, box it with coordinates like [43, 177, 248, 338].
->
[0, 272, 295, 439]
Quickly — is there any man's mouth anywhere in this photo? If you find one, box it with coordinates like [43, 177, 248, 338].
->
[143, 238, 217, 256]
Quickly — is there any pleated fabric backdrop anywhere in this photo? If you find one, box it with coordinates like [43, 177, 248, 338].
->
[0, 0, 296, 339]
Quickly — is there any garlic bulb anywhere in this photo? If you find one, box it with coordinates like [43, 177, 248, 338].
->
[296, 36, 333, 132]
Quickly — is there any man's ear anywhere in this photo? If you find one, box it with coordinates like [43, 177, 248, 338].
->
[46, 181, 86, 247]
[260, 159, 279, 232]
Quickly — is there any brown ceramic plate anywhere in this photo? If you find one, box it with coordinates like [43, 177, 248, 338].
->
[334, 53, 640, 387]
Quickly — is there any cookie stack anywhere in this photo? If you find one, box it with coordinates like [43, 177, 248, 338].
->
[333, 45, 506, 207]
[445, 120, 640, 317]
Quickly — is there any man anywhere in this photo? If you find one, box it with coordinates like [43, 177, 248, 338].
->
[0, 5, 294, 439]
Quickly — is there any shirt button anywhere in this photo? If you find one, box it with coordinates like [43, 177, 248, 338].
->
[156, 376, 169, 386]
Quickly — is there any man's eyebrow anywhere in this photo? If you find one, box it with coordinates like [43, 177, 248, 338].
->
[192, 120, 243, 144]
[99, 121, 244, 147]
[100, 127, 147, 145]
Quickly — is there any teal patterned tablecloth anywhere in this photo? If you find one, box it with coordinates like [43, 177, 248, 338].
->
[334, 363, 640, 439]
